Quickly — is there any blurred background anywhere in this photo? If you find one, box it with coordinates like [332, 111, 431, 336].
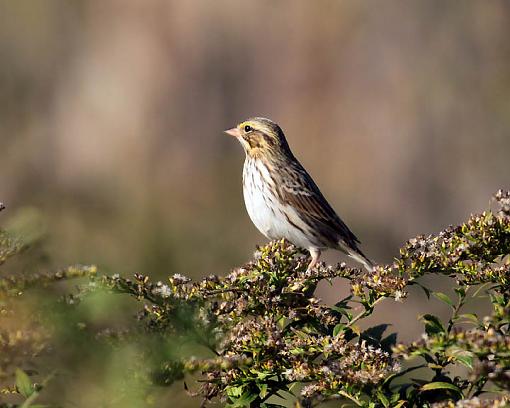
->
[0, 1, 509, 406]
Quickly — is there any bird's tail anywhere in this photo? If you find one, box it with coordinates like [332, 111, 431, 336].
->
[348, 248, 375, 272]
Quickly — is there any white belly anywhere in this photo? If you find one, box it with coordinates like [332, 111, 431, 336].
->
[242, 159, 314, 249]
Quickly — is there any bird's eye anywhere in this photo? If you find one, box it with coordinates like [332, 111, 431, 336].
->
[244, 125, 252, 132]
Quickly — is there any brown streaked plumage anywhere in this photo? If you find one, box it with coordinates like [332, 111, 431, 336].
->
[225, 117, 374, 271]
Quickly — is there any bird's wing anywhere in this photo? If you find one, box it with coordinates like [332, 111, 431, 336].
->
[278, 162, 361, 249]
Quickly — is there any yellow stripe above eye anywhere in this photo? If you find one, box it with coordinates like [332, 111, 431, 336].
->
[239, 121, 254, 129]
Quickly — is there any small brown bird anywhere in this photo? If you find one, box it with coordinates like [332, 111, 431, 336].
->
[225, 117, 373, 271]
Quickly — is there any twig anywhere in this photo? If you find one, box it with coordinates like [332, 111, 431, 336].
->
[347, 297, 384, 328]
[338, 390, 363, 406]
[20, 371, 56, 408]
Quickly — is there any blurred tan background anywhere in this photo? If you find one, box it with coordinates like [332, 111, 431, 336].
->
[1, 1, 509, 406]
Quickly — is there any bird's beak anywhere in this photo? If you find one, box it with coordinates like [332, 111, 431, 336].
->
[224, 127, 241, 138]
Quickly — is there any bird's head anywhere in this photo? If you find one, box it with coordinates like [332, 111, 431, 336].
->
[225, 117, 291, 158]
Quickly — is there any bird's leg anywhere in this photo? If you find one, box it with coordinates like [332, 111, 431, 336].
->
[307, 248, 321, 272]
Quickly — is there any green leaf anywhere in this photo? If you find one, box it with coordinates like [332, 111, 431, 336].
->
[390, 392, 401, 404]
[258, 383, 268, 398]
[455, 354, 474, 369]
[433, 292, 454, 308]
[420, 381, 463, 396]
[350, 324, 361, 336]
[231, 391, 258, 407]
[329, 305, 345, 314]
[490, 293, 506, 306]
[376, 389, 389, 407]
[472, 282, 490, 297]
[331, 301, 352, 319]
[454, 287, 466, 298]
[455, 313, 478, 324]
[226, 385, 244, 398]
[256, 371, 272, 380]
[15, 369, 34, 398]
[420, 314, 445, 335]
[333, 323, 346, 337]
[421, 353, 437, 365]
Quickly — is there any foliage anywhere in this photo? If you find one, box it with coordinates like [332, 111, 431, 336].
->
[0, 191, 509, 407]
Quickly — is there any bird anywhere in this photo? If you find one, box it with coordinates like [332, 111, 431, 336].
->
[225, 117, 374, 272]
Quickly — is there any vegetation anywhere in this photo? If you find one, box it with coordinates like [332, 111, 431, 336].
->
[0, 191, 509, 407]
